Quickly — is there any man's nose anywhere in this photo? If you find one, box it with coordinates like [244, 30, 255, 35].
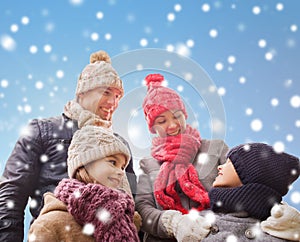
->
[106, 95, 117, 105]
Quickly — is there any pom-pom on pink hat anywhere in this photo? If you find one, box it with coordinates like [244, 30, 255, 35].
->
[142, 73, 187, 133]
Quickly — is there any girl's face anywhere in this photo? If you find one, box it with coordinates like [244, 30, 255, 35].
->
[152, 110, 186, 137]
[85, 154, 126, 189]
[213, 158, 242, 188]
[78, 87, 122, 121]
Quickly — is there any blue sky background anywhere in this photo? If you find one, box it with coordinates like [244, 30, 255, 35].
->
[1, 0, 300, 239]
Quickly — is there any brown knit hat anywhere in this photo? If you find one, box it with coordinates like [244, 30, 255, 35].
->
[67, 125, 131, 178]
[75, 50, 124, 97]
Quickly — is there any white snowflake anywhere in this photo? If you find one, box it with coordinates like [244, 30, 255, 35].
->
[96, 208, 111, 223]
[82, 223, 95, 236]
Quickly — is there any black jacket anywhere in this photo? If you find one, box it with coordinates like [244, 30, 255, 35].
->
[0, 114, 137, 242]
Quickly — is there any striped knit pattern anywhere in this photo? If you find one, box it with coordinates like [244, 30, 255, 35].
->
[227, 143, 300, 196]
[210, 142, 300, 220]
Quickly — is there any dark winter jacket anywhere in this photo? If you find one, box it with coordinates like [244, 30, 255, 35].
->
[0, 113, 137, 242]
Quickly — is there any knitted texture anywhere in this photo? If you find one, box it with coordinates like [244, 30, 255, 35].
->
[209, 142, 300, 220]
[209, 183, 282, 220]
[261, 203, 300, 241]
[142, 73, 187, 133]
[75, 50, 124, 97]
[67, 125, 131, 178]
[227, 143, 300, 196]
[64, 99, 112, 129]
[152, 125, 209, 214]
[54, 178, 139, 242]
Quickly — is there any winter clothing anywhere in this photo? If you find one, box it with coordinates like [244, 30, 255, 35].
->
[161, 210, 211, 241]
[75, 50, 124, 97]
[67, 124, 131, 178]
[142, 74, 187, 133]
[153, 125, 209, 214]
[209, 183, 282, 220]
[28, 192, 94, 242]
[64, 99, 112, 129]
[261, 203, 300, 241]
[0, 114, 136, 242]
[0, 49, 137, 242]
[53, 178, 139, 242]
[200, 211, 290, 242]
[227, 143, 300, 197]
[135, 139, 229, 241]
[210, 143, 300, 220]
[0, 118, 136, 242]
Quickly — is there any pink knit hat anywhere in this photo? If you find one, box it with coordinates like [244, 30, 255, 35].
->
[75, 50, 124, 97]
[142, 73, 187, 133]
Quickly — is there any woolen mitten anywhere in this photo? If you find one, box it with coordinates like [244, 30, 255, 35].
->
[261, 202, 300, 241]
[161, 210, 211, 242]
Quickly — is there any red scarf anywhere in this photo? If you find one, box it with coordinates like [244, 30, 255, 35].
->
[152, 125, 210, 214]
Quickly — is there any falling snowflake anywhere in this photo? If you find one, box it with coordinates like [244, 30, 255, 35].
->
[82, 223, 95, 236]
[226, 234, 238, 242]
[7, 200, 14, 209]
[29, 199, 38, 209]
[250, 119, 263, 132]
[96, 208, 111, 223]
[197, 153, 208, 165]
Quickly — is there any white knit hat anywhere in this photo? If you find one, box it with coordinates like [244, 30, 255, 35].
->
[75, 50, 124, 97]
[67, 125, 131, 178]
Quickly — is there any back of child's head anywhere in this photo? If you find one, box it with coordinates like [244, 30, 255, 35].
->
[67, 125, 131, 179]
[227, 143, 299, 197]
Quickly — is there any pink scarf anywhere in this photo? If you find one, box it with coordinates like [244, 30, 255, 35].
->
[54, 178, 139, 242]
[152, 125, 210, 214]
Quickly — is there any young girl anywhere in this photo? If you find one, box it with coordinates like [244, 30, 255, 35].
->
[205, 142, 300, 241]
[135, 73, 229, 241]
[28, 123, 139, 241]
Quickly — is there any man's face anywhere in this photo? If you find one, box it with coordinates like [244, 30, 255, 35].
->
[78, 87, 122, 121]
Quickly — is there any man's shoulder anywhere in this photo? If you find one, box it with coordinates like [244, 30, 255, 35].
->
[30, 114, 64, 126]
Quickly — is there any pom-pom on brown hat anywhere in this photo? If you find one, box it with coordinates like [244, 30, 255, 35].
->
[75, 50, 124, 97]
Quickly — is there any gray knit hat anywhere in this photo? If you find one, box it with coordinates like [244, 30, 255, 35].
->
[75, 50, 124, 97]
[67, 125, 131, 178]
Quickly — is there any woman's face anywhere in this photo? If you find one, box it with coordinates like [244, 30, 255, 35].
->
[85, 154, 126, 189]
[152, 110, 186, 137]
[213, 158, 242, 188]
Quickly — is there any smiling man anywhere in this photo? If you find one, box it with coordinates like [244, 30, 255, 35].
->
[0, 50, 137, 242]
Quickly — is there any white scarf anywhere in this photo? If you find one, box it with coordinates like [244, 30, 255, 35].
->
[63, 99, 112, 129]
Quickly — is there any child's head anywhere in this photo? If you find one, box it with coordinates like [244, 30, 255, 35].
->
[214, 143, 299, 197]
[67, 125, 131, 189]
[142, 73, 188, 135]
